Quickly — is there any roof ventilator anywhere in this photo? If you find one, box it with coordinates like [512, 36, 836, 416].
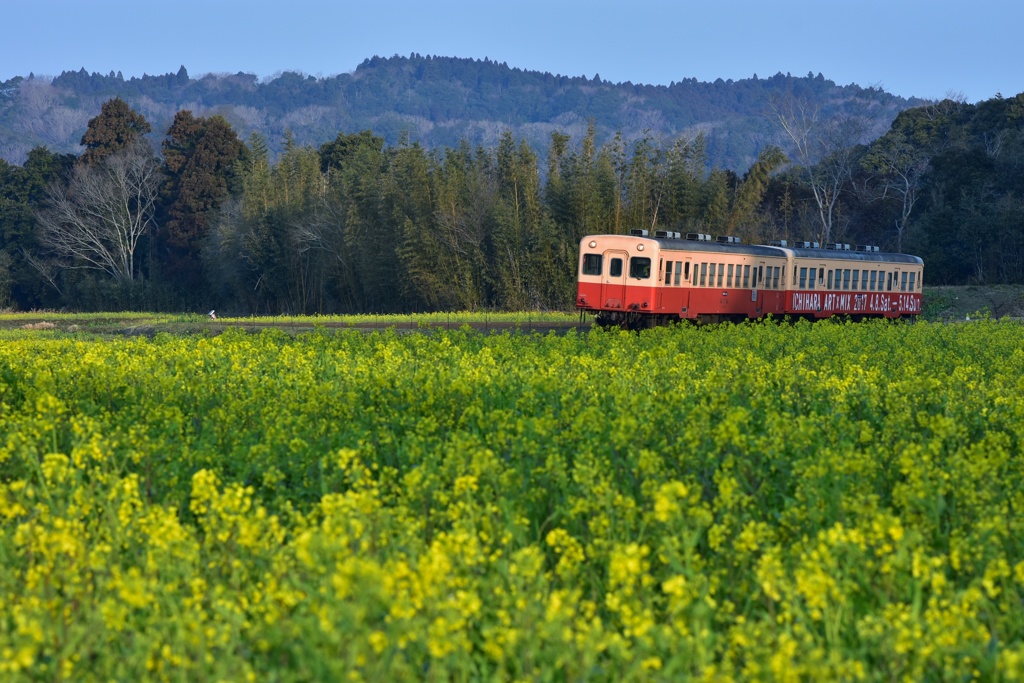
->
[685, 233, 712, 241]
[716, 235, 741, 244]
[629, 229, 649, 237]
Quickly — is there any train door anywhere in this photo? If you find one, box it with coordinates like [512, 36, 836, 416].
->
[754, 260, 766, 315]
[680, 257, 693, 316]
[656, 258, 664, 310]
[602, 249, 628, 308]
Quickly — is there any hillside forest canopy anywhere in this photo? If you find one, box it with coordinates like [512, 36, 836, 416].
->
[0, 69, 1023, 313]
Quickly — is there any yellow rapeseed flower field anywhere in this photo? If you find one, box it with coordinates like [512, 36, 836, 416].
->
[1, 320, 1023, 681]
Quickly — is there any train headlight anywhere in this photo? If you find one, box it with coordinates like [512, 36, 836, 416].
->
[637, 244, 644, 251]
[588, 240, 597, 248]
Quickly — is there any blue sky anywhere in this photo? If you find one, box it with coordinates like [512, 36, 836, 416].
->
[3, 0, 1021, 103]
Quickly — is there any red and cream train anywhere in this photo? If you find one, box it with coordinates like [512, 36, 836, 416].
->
[576, 230, 923, 327]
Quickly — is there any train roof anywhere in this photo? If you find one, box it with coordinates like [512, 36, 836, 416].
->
[784, 246, 923, 265]
[650, 236, 923, 265]
[653, 237, 782, 258]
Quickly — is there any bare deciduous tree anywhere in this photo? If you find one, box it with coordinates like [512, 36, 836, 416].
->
[863, 136, 929, 252]
[37, 142, 162, 282]
[769, 94, 873, 245]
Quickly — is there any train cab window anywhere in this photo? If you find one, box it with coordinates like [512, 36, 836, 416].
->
[582, 253, 602, 276]
[773, 267, 781, 289]
[901, 272, 908, 291]
[629, 257, 651, 279]
[665, 260, 673, 285]
[743, 265, 750, 288]
[700, 263, 707, 286]
[799, 267, 807, 289]
[675, 261, 683, 286]
[852, 270, 859, 290]
[910, 272, 916, 291]
[727, 264, 734, 287]
[610, 258, 623, 277]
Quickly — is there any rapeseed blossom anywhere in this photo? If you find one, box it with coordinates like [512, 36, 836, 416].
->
[0, 321, 1022, 679]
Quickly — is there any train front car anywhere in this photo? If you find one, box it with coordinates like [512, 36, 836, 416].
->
[576, 233, 660, 328]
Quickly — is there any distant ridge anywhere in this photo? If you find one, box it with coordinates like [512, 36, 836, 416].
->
[0, 54, 925, 169]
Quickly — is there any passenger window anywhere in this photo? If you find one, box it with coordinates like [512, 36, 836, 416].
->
[773, 267, 780, 289]
[743, 265, 750, 288]
[717, 265, 724, 288]
[852, 270, 859, 290]
[869, 271, 876, 291]
[827, 270, 833, 288]
[700, 263, 707, 286]
[665, 260, 673, 285]
[808, 268, 816, 289]
[675, 261, 682, 286]
[843, 269, 851, 290]
[799, 267, 807, 288]
[582, 253, 602, 275]
[901, 272, 908, 291]
[630, 257, 652, 279]
[910, 272, 916, 290]
[610, 258, 623, 277]
[727, 264, 734, 287]
[862, 270, 869, 289]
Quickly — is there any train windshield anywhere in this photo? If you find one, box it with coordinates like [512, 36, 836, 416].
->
[629, 257, 651, 279]
[582, 253, 602, 275]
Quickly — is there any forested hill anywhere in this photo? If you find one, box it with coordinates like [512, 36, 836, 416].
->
[0, 55, 924, 170]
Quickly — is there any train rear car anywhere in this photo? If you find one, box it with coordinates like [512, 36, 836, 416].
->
[782, 242, 923, 319]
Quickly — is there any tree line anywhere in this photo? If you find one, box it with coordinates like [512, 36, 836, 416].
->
[1, 91, 1022, 313]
